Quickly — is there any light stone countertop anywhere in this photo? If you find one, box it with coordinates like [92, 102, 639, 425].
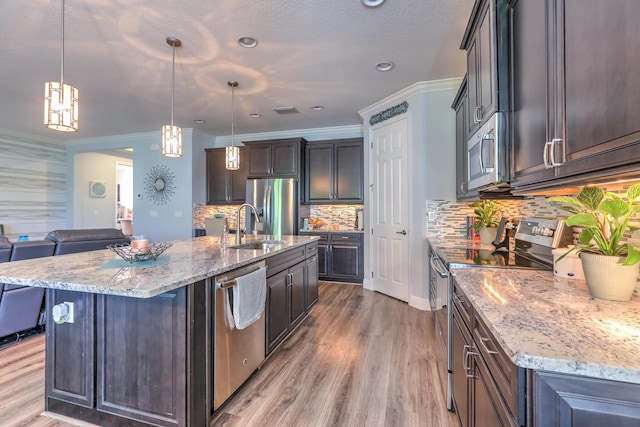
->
[0, 235, 319, 298]
[299, 229, 364, 233]
[452, 268, 640, 384]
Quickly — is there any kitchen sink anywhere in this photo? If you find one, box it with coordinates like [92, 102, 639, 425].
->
[229, 240, 286, 250]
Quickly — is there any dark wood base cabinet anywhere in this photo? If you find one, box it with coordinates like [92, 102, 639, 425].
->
[46, 284, 209, 427]
[534, 371, 640, 427]
[301, 232, 363, 283]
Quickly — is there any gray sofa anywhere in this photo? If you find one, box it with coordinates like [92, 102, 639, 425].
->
[0, 228, 130, 343]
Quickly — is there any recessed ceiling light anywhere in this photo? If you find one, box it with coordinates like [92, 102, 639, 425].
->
[311, 105, 324, 111]
[194, 119, 205, 124]
[238, 36, 258, 48]
[361, 0, 385, 7]
[249, 113, 262, 118]
[376, 61, 394, 72]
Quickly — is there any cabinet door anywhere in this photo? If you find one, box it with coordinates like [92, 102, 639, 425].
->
[476, 0, 496, 124]
[289, 262, 306, 328]
[556, 0, 640, 178]
[334, 142, 363, 202]
[467, 38, 481, 137]
[229, 147, 249, 203]
[454, 80, 470, 198]
[266, 269, 289, 353]
[534, 371, 640, 427]
[45, 289, 95, 409]
[96, 290, 187, 426]
[206, 149, 230, 204]
[247, 144, 272, 177]
[330, 237, 362, 281]
[453, 307, 472, 427]
[272, 142, 299, 176]
[317, 243, 328, 278]
[509, 0, 557, 188]
[306, 143, 333, 202]
[473, 354, 516, 427]
[305, 255, 319, 310]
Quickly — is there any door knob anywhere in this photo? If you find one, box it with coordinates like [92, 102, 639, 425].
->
[396, 230, 407, 235]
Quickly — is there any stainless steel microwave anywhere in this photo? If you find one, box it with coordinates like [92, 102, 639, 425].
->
[466, 112, 509, 192]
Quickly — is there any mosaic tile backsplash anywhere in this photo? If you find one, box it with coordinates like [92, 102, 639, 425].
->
[427, 182, 640, 239]
[194, 204, 364, 231]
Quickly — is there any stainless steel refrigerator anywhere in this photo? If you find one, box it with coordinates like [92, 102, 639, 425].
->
[245, 178, 298, 236]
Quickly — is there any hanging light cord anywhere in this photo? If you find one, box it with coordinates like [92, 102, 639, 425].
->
[170, 43, 176, 128]
[231, 83, 235, 147]
[59, 0, 65, 85]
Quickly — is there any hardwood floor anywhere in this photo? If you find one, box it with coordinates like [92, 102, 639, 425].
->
[0, 282, 457, 427]
[212, 282, 457, 426]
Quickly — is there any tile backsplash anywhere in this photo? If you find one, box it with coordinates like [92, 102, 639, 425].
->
[427, 182, 640, 239]
[194, 204, 363, 231]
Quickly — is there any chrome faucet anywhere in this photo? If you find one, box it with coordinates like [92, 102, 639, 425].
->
[235, 203, 261, 245]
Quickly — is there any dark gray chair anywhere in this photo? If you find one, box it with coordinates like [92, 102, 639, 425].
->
[45, 228, 130, 255]
[0, 239, 55, 339]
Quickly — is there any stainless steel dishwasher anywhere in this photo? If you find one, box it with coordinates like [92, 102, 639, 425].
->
[213, 260, 266, 410]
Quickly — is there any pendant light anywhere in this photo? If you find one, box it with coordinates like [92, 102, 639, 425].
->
[162, 37, 183, 158]
[225, 80, 240, 170]
[44, 0, 79, 132]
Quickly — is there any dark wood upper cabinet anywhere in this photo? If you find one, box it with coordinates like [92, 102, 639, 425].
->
[453, 77, 475, 200]
[243, 138, 306, 179]
[205, 147, 249, 204]
[511, 0, 640, 191]
[305, 138, 363, 204]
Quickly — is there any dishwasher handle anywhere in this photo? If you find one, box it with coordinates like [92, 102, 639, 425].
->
[430, 254, 449, 279]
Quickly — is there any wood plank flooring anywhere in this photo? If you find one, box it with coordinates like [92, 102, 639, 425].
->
[0, 282, 457, 427]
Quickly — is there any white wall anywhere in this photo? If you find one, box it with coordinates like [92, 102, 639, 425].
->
[359, 79, 460, 310]
[73, 152, 132, 229]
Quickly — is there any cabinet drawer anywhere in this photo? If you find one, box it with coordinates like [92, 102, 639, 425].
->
[305, 241, 318, 258]
[453, 280, 473, 331]
[473, 313, 519, 420]
[266, 246, 306, 277]
[329, 233, 362, 244]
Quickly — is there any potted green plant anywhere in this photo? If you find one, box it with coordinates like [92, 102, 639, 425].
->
[471, 201, 499, 245]
[549, 184, 640, 301]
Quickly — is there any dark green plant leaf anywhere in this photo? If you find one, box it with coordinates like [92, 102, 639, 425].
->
[577, 227, 596, 246]
[622, 244, 640, 266]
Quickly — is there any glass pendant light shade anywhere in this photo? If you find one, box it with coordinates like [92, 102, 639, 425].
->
[225, 146, 240, 170]
[162, 125, 183, 157]
[225, 80, 239, 170]
[44, 81, 79, 132]
[44, 0, 79, 132]
[162, 37, 182, 158]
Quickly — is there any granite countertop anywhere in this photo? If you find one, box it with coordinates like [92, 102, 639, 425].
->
[452, 268, 640, 384]
[0, 235, 319, 298]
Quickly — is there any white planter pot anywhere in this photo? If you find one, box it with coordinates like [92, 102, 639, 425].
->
[580, 252, 639, 302]
[478, 227, 497, 245]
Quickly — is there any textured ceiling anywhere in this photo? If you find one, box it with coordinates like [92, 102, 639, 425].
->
[0, 0, 474, 143]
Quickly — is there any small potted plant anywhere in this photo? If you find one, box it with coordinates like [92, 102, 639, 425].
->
[471, 201, 499, 245]
[549, 184, 640, 301]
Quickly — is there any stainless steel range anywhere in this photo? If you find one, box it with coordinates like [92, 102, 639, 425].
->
[428, 217, 573, 411]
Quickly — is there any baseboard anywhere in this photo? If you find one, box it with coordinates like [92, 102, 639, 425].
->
[409, 295, 431, 311]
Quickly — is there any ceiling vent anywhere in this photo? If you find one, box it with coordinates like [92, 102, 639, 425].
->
[273, 106, 299, 115]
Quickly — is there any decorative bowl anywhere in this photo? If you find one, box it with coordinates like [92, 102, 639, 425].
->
[108, 242, 172, 263]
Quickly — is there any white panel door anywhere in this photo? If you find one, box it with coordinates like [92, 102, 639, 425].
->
[371, 118, 409, 301]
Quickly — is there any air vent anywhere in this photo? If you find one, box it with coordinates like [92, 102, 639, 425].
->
[273, 106, 299, 115]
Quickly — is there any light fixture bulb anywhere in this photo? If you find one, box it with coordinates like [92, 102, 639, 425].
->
[226, 80, 240, 170]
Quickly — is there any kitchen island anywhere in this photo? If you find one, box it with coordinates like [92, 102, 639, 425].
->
[451, 267, 640, 426]
[0, 235, 319, 427]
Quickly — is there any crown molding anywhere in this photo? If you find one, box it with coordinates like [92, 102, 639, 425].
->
[358, 78, 463, 119]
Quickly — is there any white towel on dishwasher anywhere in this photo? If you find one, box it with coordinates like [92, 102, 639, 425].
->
[232, 266, 267, 330]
